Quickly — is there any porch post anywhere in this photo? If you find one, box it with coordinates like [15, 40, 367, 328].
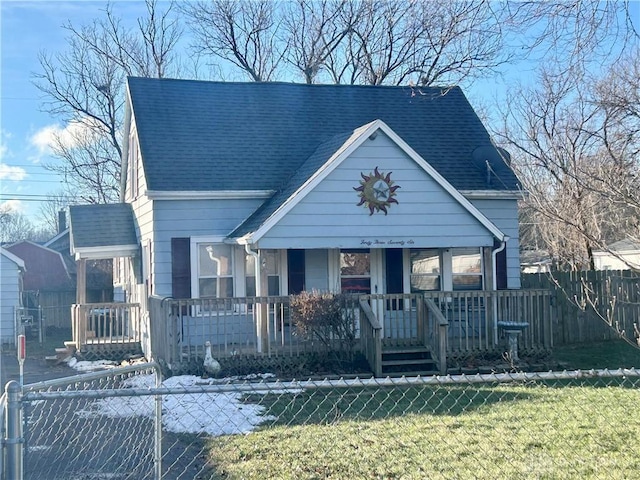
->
[259, 255, 269, 354]
[75, 257, 87, 349]
[483, 246, 497, 345]
[76, 257, 87, 304]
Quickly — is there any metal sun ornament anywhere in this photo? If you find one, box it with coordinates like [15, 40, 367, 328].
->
[354, 167, 400, 215]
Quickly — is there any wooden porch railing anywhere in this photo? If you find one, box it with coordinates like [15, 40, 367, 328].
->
[359, 298, 382, 377]
[147, 289, 554, 371]
[71, 303, 141, 350]
[423, 289, 554, 356]
[424, 298, 449, 375]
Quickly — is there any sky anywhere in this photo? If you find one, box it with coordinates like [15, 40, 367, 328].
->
[0, 0, 149, 226]
[1, 0, 638, 229]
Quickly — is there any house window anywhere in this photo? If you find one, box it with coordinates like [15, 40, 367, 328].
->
[452, 247, 483, 290]
[245, 251, 280, 296]
[197, 243, 234, 298]
[410, 249, 440, 293]
[340, 249, 371, 294]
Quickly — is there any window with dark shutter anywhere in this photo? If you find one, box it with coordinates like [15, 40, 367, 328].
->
[171, 238, 191, 299]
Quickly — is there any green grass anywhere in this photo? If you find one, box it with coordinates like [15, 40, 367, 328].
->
[205, 378, 640, 479]
[552, 339, 640, 370]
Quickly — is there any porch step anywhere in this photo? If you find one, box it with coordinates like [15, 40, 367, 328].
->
[45, 343, 75, 365]
[381, 346, 438, 376]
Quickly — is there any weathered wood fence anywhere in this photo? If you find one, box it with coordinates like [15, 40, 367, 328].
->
[522, 270, 640, 345]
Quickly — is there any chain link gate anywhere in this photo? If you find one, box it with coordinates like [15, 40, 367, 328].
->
[2, 365, 639, 479]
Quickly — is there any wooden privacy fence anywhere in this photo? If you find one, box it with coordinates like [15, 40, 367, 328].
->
[522, 270, 640, 345]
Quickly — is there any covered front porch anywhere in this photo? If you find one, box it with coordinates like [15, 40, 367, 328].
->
[138, 289, 553, 376]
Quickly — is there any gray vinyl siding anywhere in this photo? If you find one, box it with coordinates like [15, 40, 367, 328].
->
[305, 249, 329, 291]
[258, 132, 495, 250]
[1, 254, 21, 342]
[470, 198, 521, 289]
[151, 198, 266, 296]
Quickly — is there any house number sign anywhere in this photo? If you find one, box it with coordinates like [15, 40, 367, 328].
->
[354, 167, 400, 215]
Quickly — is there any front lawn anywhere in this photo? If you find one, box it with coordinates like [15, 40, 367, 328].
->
[205, 376, 640, 479]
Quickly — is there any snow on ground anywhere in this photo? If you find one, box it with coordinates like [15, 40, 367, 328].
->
[69, 358, 295, 437]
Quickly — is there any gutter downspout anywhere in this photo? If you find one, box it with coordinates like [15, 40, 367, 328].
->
[245, 244, 264, 353]
[491, 238, 509, 345]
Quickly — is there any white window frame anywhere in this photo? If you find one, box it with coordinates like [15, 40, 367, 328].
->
[409, 248, 442, 294]
[244, 249, 285, 297]
[339, 249, 372, 294]
[451, 247, 484, 291]
[190, 236, 237, 301]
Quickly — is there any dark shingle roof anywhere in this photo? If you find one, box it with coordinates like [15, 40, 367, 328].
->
[127, 78, 519, 193]
[231, 128, 363, 238]
[69, 204, 137, 249]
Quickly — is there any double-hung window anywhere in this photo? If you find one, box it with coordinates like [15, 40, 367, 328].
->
[245, 250, 281, 296]
[410, 249, 441, 293]
[452, 247, 483, 290]
[196, 243, 234, 299]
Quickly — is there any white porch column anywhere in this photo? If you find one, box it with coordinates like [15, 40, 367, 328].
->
[76, 258, 87, 304]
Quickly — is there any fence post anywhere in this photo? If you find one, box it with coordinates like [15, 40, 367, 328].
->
[5, 381, 23, 480]
[154, 366, 163, 480]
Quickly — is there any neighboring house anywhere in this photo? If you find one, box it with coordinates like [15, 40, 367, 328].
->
[593, 239, 640, 271]
[68, 78, 551, 375]
[520, 250, 552, 274]
[0, 247, 25, 343]
[5, 240, 75, 330]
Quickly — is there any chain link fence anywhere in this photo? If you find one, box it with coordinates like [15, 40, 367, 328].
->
[2, 365, 639, 479]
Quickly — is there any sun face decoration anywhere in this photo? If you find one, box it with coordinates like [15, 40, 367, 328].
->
[354, 167, 400, 215]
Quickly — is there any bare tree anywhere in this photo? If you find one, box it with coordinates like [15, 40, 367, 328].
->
[281, 0, 352, 84]
[0, 205, 40, 243]
[33, 1, 183, 204]
[184, 0, 521, 86]
[38, 192, 76, 234]
[182, 0, 283, 82]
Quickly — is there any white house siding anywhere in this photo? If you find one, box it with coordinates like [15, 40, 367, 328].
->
[151, 198, 267, 297]
[257, 132, 496, 250]
[469, 198, 522, 289]
[1, 253, 21, 343]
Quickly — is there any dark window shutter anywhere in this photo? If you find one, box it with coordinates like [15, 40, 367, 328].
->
[495, 240, 508, 290]
[171, 238, 191, 299]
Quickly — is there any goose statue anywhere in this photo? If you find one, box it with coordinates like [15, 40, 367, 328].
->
[203, 341, 221, 378]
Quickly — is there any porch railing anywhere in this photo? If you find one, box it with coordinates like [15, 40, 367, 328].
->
[147, 289, 554, 372]
[359, 298, 382, 377]
[423, 289, 554, 356]
[71, 303, 141, 350]
[424, 298, 449, 375]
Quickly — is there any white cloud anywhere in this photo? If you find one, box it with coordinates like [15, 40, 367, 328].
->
[0, 129, 13, 159]
[0, 200, 25, 214]
[30, 118, 104, 155]
[0, 163, 27, 181]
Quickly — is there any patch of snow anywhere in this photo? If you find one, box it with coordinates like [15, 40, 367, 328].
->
[73, 370, 299, 437]
[66, 357, 119, 372]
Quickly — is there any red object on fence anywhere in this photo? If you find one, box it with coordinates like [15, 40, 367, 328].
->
[17, 334, 26, 362]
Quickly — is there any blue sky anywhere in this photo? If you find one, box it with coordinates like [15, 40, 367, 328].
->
[1, 0, 148, 225]
[1, 0, 638, 227]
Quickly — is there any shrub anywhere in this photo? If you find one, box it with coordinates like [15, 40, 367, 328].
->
[290, 291, 357, 365]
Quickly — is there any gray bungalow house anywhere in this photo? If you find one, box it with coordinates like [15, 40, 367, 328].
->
[68, 78, 552, 375]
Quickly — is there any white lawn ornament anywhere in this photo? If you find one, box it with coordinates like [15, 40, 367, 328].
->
[203, 341, 221, 377]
